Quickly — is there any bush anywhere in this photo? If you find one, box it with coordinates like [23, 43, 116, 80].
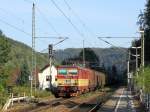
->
[0, 90, 9, 108]
[135, 66, 150, 93]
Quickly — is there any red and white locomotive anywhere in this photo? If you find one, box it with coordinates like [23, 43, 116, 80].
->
[53, 65, 106, 97]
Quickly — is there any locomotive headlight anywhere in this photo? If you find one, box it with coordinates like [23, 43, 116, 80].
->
[55, 78, 57, 81]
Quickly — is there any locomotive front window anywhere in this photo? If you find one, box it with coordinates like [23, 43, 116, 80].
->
[68, 69, 78, 75]
[58, 69, 67, 75]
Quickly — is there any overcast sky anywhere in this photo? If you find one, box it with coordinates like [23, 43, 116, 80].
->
[0, 0, 146, 51]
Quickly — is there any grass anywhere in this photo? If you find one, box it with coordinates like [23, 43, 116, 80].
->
[13, 86, 54, 98]
[0, 86, 54, 110]
[80, 86, 115, 99]
[0, 91, 10, 109]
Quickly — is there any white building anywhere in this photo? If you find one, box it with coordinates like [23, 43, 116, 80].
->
[38, 65, 57, 90]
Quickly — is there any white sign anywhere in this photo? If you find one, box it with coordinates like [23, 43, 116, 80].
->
[29, 75, 33, 81]
[128, 73, 133, 78]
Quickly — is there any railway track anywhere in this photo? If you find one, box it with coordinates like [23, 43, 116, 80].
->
[7, 88, 115, 112]
[88, 102, 102, 112]
[69, 101, 102, 112]
[28, 94, 102, 112]
[29, 96, 81, 112]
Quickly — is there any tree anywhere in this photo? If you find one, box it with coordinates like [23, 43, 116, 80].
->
[144, 0, 150, 64]
[136, 67, 150, 93]
[0, 30, 3, 36]
[17, 62, 30, 86]
[0, 34, 11, 88]
[79, 48, 100, 69]
[112, 65, 118, 84]
[138, 0, 150, 65]
[0, 36, 11, 66]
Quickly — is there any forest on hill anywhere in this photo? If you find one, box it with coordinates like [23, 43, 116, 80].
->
[0, 30, 128, 88]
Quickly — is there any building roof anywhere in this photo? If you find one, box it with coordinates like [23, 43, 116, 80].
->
[40, 64, 56, 72]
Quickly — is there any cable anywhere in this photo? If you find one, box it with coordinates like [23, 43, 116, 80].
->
[23, 0, 62, 38]
[23, 0, 35, 4]
[36, 7, 61, 36]
[0, 18, 31, 36]
[63, 0, 116, 47]
[50, 0, 84, 38]
[0, 7, 25, 23]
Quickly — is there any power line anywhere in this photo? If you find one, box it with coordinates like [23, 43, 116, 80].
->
[23, 0, 61, 37]
[50, 0, 84, 38]
[63, 0, 135, 49]
[63, 0, 116, 47]
[63, 0, 89, 33]
[36, 7, 61, 36]
[23, 0, 35, 4]
[98, 37, 139, 38]
[0, 18, 31, 36]
[0, 7, 25, 23]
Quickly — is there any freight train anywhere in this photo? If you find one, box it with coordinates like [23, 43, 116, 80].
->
[52, 65, 106, 97]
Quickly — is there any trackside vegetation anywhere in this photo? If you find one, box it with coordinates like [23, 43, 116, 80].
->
[135, 67, 150, 93]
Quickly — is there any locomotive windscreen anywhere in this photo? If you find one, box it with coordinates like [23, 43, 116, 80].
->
[58, 68, 78, 75]
[58, 69, 67, 75]
[68, 69, 78, 75]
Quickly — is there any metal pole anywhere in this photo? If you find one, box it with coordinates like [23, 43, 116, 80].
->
[33, 3, 36, 92]
[136, 47, 138, 77]
[142, 32, 145, 69]
[127, 50, 131, 92]
[140, 30, 145, 71]
[49, 55, 52, 90]
[83, 40, 85, 67]
[31, 3, 35, 97]
[127, 59, 130, 90]
[49, 45, 53, 90]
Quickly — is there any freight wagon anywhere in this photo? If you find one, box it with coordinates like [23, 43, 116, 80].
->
[53, 66, 105, 97]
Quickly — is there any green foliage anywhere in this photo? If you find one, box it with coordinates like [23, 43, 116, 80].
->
[34, 89, 53, 98]
[141, 0, 150, 64]
[135, 67, 150, 93]
[61, 48, 102, 70]
[0, 36, 11, 66]
[17, 62, 30, 86]
[0, 34, 11, 90]
[0, 92, 8, 107]
[79, 48, 99, 65]
[0, 30, 49, 86]
[0, 85, 4, 93]
[13, 86, 53, 98]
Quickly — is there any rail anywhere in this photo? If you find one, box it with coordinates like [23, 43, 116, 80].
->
[88, 102, 102, 112]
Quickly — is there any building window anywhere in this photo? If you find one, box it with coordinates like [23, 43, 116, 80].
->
[46, 76, 51, 81]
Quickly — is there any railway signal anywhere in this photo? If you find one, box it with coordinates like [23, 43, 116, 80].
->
[48, 44, 53, 58]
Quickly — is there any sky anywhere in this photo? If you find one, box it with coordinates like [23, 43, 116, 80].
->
[0, 0, 146, 51]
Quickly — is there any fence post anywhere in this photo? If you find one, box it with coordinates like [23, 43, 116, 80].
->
[11, 93, 13, 106]
[18, 94, 20, 103]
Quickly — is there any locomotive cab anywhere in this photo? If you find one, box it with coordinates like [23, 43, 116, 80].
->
[55, 66, 79, 97]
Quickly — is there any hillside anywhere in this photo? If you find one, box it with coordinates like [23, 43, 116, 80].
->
[54, 47, 128, 83]
[0, 35, 49, 85]
[0, 33, 128, 85]
[54, 47, 128, 72]
[6, 38, 48, 69]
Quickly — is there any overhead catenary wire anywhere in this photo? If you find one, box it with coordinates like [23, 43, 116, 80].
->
[0, 7, 25, 24]
[0, 18, 31, 36]
[36, 7, 61, 36]
[23, 0, 36, 4]
[63, 0, 115, 47]
[63, 0, 137, 51]
[50, 0, 85, 38]
[23, 0, 62, 38]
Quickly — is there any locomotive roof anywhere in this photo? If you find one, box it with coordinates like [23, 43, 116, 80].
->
[57, 65, 81, 68]
[57, 65, 106, 74]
